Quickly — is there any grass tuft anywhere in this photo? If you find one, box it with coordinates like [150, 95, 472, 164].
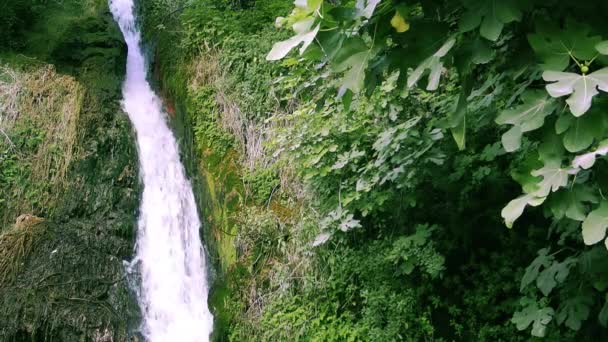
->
[0, 214, 45, 285]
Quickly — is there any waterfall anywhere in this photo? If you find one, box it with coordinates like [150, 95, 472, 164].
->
[109, 0, 214, 340]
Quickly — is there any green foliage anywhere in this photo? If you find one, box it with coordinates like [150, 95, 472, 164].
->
[177, 0, 293, 123]
[231, 228, 444, 341]
[142, 0, 608, 340]
[0, 123, 45, 217]
[243, 166, 280, 206]
[459, 0, 523, 41]
[495, 90, 556, 152]
[275, 72, 444, 233]
[263, 0, 608, 338]
[512, 297, 555, 337]
[528, 19, 602, 71]
[386, 224, 445, 278]
[189, 86, 235, 159]
[0, 0, 45, 48]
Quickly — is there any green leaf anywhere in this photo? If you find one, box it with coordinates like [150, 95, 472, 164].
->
[556, 296, 593, 331]
[457, 36, 495, 66]
[458, 6, 481, 32]
[451, 114, 466, 151]
[528, 20, 602, 71]
[502, 157, 576, 227]
[496, 90, 556, 152]
[407, 38, 456, 91]
[332, 38, 372, 93]
[501, 126, 522, 152]
[536, 257, 576, 296]
[596, 41, 608, 55]
[332, 37, 368, 68]
[599, 300, 608, 327]
[355, 0, 381, 19]
[460, 0, 522, 41]
[563, 113, 603, 152]
[342, 53, 369, 93]
[307, 0, 322, 11]
[405, 225, 434, 247]
[555, 113, 572, 134]
[511, 154, 543, 194]
[448, 91, 468, 150]
[471, 38, 494, 64]
[267, 19, 320, 61]
[512, 298, 555, 337]
[572, 140, 608, 170]
[531, 158, 576, 198]
[582, 201, 608, 246]
[549, 186, 598, 221]
[539, 131, 565, 162]
[543, 67, 608, 116]
[501, 194, 545, 228]
[317, 30, 345, 60]
[520, 248, 552, 292]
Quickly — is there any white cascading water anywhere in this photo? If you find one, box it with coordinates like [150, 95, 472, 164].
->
[109, 0, 214, 340]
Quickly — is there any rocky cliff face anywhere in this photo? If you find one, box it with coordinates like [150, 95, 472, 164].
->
[0, 1, 141, 340]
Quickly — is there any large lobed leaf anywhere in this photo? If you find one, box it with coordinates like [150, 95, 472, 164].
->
[267, 18, 320, 61]
[502, 157, 578, 227]
[528, 20, 602, 71]
[543, 68, 608, 117]
[512, 298, 555, 337]
[495, 90, 556, 152]
[459, 0, 522, 41]
[407, 37, 456, 91]
[266, 0, 322, 61]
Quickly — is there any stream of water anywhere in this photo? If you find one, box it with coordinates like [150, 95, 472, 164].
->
[109, 0, 214, 340]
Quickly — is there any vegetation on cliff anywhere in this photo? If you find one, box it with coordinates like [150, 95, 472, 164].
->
[142, 0, 608, 340]
[1, 0, 140, 340]
[4, 0, 608, 340]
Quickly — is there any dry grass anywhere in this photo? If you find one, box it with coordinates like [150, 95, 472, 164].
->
[0, 66, 22, 124]
[216, 90, 245, 149]
[0, 214, 45, 285]
[187, 50, 308, 202]
[231, 205, 319, 324]
[0, 65, 23, 147]
[24, 65, 84, 183]
[187, 50, 317, 332]
[189, 52, 285, 172]
[188, 50, 220, 91]
[0, 63, 84, 224]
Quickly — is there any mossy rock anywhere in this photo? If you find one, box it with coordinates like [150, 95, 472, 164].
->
[0, 0, 143, 340]
[0, 220, 140, 341]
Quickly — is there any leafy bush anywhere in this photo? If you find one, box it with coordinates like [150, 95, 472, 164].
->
[0, 0, 43, 48]
[243, 166, 281, 206]
[188, 86, 236, 159]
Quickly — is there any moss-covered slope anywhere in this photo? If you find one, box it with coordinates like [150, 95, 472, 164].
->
[0, 0, 141, 340]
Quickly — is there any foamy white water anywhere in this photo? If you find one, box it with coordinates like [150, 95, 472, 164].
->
[109, 0, 214, 340]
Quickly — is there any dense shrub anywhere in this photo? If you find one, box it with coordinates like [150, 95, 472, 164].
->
[0, 0, 43, 48]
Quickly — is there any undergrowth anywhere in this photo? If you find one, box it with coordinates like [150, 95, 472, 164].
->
[0, 214, 45, 285]
[0, 64, 83, 227]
